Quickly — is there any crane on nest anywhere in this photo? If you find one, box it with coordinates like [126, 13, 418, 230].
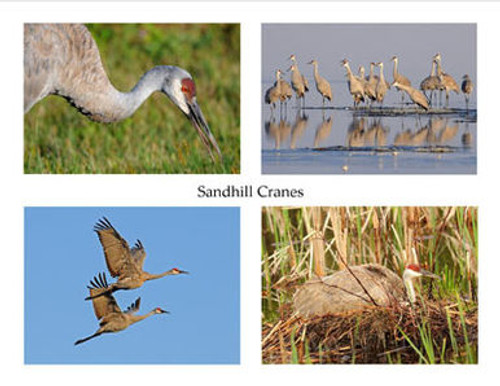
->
[85, 217, 188, 301]
[24, 24, 221, 161]
[293, 263, 440, 318]
[75, 273, 169, 345]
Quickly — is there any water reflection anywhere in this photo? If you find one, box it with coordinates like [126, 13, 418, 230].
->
[264, 109, 475, 151]
[394, 117, 460, 146]
[291, 111, 309, 149]
[314, 114, 333, 147]
[347, 117, 388, 147]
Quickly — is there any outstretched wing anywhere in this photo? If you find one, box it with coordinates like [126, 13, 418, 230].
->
[94, 217, 138, 278]
[124, 297, 141, 315]
[87, 272, 121, 320]
[130, 240, 147, 270]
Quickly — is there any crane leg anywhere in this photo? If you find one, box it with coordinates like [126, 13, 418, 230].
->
[75, 331, 103, 345]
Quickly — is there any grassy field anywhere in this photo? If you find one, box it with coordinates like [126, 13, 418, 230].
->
[262, 207, 478, 364]
[24, 24, 240, 174]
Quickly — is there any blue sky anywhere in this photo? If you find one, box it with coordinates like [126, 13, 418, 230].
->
[25, 207, 240, 364]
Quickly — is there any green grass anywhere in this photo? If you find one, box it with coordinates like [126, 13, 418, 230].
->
[24, 24, 240, 174]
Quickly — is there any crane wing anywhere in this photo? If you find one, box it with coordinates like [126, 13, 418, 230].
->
[130, 240, 147, 269]
[87, 272, 121, 320]
[94, 217, 138, 278]
[124, 297, 141, 315]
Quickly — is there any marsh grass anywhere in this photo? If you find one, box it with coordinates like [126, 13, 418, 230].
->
[24, 24, 240, 174]
[262, 207, 478, 364]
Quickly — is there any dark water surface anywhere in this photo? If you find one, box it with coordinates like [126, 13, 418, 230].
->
[262, 93, 476, 174]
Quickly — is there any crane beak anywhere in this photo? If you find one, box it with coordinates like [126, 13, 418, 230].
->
[187, 99, 223, 163]
[420, 269, 441, 280]
[178, 269, 190, 275]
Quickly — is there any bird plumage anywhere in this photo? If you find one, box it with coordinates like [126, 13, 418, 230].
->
[75, 272, 168, 345]
[24, 23, 221, 161]
[293, 263, 440, 318]
[85, 217, 188, 300]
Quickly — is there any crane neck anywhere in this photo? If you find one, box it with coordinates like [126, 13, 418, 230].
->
[145, 268, 178, 281]
[59, 66, 172, 123]
[379, 65, 385, 82]
[435, 59, 443, 76]
[430, 61, 436, 76]
[275, 72, 282, 93]
[344, 63, 355, 80]
[129, 310, 156, 324]
[312, 62, 320, 81]
[403, 270, 417, 303]
[392, 59, 398, 78]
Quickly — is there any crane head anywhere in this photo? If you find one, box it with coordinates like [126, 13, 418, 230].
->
[402, 264, 441, 303]
[433, 53, 442, 62]
[340, 59, 349, 67]
[391, 56, 398, 62]
[404, 264, 441, 280]
[159, 66, 222, 163]
[307, 59, 317, 65]
[155, 307, 169, 314]
[289, 54, 296, 61]
[171, 267, 189, 275]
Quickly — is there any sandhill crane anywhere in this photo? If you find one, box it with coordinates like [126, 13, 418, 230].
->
[433, 53, 460, 108]
[392, 81, 429, 110]
[364, 63, 378, 104]
[24, 24, 221, 161]
[461, 74, 474, 110]
[289, 54, 310, 94]
[420, 60, 441, 107]
[85, 217, 188, 301]
[375, 62, 389, 106]
[391, 56, 411, 104]
[275, 76, 293, 106]
[341, 59, 365, 108]
[265, 70, 283, 112]
[293, 263, 440, 317]
[288, 63, 307, 107]
[75, 273, 168, 345]
[308, 59, 332, 106]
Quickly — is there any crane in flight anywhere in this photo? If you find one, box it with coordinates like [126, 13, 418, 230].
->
[293, 263, 440, 318]
[24, 24, 222, 162]
[85, 217, 188, 301]
[75, 273, 169, 345]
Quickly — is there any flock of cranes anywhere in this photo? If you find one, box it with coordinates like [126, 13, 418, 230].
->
[24, 24, 222, 162]
[265, 53, 474, 112]
[75, 217, 188, 345]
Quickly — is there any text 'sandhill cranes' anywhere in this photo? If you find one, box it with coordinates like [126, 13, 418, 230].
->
[24, 24, 222, 161]
[75, 273, 169, 345]
[86, 217, 188, 301]
[293, 264, 441, 318]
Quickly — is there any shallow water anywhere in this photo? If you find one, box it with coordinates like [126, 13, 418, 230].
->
[262, 83, 477, 174]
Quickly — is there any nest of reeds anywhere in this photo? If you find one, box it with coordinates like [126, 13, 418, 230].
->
[262, 300, 477, 364]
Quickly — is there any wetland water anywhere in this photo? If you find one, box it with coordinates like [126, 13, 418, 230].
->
[262, 92, 476, 174]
